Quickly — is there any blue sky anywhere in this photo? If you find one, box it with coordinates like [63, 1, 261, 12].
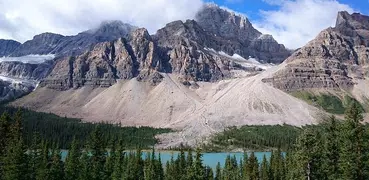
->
[210, 0, 367, 20]
[0, 0, 368, 49]
[206, 0, 368, 48]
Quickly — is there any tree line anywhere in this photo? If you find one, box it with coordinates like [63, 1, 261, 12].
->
[0, 106, 171, 149]
[1, 101, 369, 179]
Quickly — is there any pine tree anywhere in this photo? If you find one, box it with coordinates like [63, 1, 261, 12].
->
[89, 126, 106, 180]
[111, 141, 125, 180]
[0, 112, 12, 156]
[78, 150, 91, 180]
[204, 166, 214, 180]
[260, 155, 269, 180]
[64, 138, 80, 180]
[36, 141, 49, 180]
[246, 152, 259, 180]
[242, 152, 249, 180]
[48, 148, 64, 180]
[340, 102, 367, 179]
[104, 140, 117, 180]
[323, 116, 340, 179]
[27, 133, 42, 180]
[215, 162, 222, 180]
[187, 148, 204, 180]
[2, 110, 28, 180]
[294, 128, 325, 180]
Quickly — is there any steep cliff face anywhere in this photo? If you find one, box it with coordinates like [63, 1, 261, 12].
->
[0, 40, 21, 57]
[195, 4, 291, 63]
[0, 61, 53, 80]
[10, 21, 137, 57]
[153, 20, 228, 82]
[0, 79, 34, 102]
[40, 28, 162, 90]
[263, 11, 369, 92]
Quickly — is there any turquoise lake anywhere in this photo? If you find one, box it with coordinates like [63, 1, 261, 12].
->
[61, 151, 272, 169]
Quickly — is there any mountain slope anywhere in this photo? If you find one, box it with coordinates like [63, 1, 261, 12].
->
[263, 11, 369, 93]
[0, 40, 21, 57]
[12, 66, 320, 147]
[10, 21, 137, 57]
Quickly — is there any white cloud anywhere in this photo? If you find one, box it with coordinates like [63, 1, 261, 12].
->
[254, 0, 354, 49]
[0, 0, 204, 43]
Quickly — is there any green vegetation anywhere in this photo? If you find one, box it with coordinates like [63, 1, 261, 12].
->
[1, 102, 369, 179]
[291, 91, 365, 114]
[205, 125, 302, 151]
[0, 106, 171, 149]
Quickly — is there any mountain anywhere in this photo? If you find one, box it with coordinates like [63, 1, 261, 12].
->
[0, 40, 21, 57]
[2, 4, 324, 147]
[263, 11, 369, 93]
[10, 21, 137, 57]
[195, 3, 290, 63]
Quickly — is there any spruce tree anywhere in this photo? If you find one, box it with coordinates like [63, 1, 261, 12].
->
[111, 141, 125, 180]
[340, 102, 367, 179]
[78, 150, 91, 180]
[323, 116, 340, 179]
[48, 148, 64, 180]
[2, 110, 28, 180]
[294, 128, 325, 180]
[64, 138, 80, 180]
[36, 141, 49, 180]
[89, 126, 106, 180]
[260, 155, 269, 180]
[246, 152, 259, 180]
[215, 162, 222, 180]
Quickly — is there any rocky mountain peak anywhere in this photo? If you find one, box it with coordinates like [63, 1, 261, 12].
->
[336, 11, 369, 30]
[85, 20, 138, 37]
[263, 11, 369, 92]
[196, 3, 261, 42]
[0, 40, 21, 57]
[130, 28, 151, 40]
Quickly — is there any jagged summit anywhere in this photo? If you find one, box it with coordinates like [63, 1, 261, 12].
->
[84, 20, 138, 36]
[263, 11, 369, 92]
[196, 3, 260, 42]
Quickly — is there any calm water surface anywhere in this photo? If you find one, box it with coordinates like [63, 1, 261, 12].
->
[61, 150, 272, 169]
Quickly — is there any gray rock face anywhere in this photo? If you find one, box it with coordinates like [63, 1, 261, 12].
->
[11, 21, 137, 57]
[10, 33, 64, 57]
[0, 79, 34, 102]
[153, 20, 228, 82]
[40, 28, 161, 90]
[0, 40, 21, 57]
[0, 61, 53, 80]
[263, 11, 369, 91]
[195, 3, 291, 63]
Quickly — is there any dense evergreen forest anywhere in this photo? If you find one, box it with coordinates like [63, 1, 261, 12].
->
[0, 106, 171, 149]
[205, 125, 302, 151]
[1, 101, 369, 179]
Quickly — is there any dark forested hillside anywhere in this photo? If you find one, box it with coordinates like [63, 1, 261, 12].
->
[0, 106, 171, 149]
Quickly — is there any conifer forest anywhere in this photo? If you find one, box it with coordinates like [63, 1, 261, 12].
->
[1, 102, 369, 180]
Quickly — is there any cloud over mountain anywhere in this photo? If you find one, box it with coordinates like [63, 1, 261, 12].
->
[0, 0, 203, 42]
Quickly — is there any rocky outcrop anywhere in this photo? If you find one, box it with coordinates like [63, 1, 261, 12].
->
[0, 61, 53, 80]
[153, 20, 229, 82]
[40, 28, 162, 90]
[263, 11, 369, 92]
[195, 3, 291, 63]
[0, 79, 34, 102]
[11, 21, 137, 57]
[0, 40, 21, 57]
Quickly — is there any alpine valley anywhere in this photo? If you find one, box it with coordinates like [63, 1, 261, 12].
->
[1, 3, 368, 148]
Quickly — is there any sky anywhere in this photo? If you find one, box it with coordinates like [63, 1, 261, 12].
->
[0, 0, 367, 49]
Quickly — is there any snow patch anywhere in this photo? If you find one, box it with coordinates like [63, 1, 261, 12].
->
[0, 54, 55, 64]
[0, 75, 38, 88]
